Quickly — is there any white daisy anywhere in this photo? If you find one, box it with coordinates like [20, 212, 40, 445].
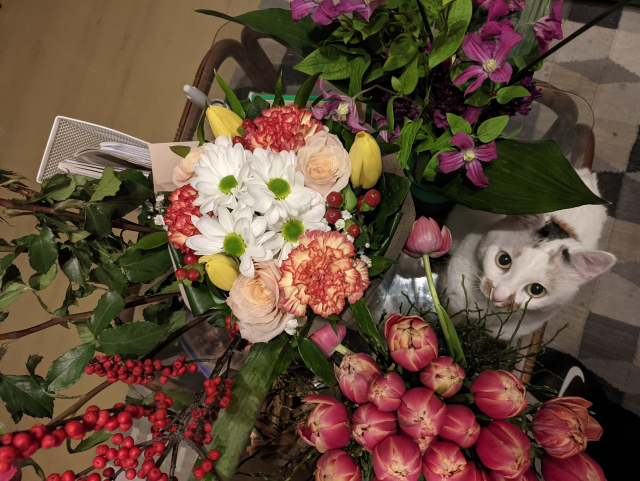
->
[243, 148, 323, 226]
[189, 136, 250, 216]
[264, 203, 330, 265]
[185, 206, 274, 278]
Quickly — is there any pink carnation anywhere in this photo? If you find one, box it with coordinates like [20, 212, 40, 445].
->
[279, 231, 370, 318]
[163, 185, 203, 253]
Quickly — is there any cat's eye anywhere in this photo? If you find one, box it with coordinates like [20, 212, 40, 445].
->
[496, 252, 512, 269]
[527, 283, 546, 297]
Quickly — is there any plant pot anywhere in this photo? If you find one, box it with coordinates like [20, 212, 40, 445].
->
[404, 150, 455, 218]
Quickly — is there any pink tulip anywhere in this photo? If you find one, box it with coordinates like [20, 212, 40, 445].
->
[489, 469, 538, 481]
[403, 217, 452, 259]
[397, 388, 447, 439]
[466, 463, 491, 481]
[373, 436, 423, 481]
[420, 357, 465, 398]
[335, 353, 383, 404]
[297, 395, 351, 453]
[422, 442, 470, 481]
[470, 370, 527, 419]
[352, 403, 398, 453]
[415, 435, 437, 455]
[310, 324, 347, 357]
[475, 421, 531, 479]
[384, 314, 438, 372]
[368, 372, 407, 412]
[542, 452, 606, 481]
[532, 396, 603, 459]
[316, 449, 362, 481]
[439, 405, 481, 448]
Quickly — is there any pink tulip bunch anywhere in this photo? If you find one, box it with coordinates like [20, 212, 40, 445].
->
[384, 313, 438, 371]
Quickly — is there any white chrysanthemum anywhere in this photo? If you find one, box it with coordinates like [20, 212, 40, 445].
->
[263, 203, 330, 265]
[185, 206, 274, 278]
[243, 148, 323, 226]
[189, 136, 250, 216]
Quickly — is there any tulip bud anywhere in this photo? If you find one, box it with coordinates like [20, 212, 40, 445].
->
[402, 217, 452, 259]
[309, 324, 347, 358]
[384, 314, 438, 372]
[373, 436, 422, 481]
[199, 254, 239, 291]
[349, 132, 382, 189]
[422, 442, 469, 481]
[489, 469, 538, 481]
[414, 435, 437, 456]
[352, 403, 398, 453]
[297, 395, 350, 453]
[335, 353, 382, 404]
[368, 372, 406, 412]
[541, 453, 606, 481]
[475, 421, 531, 479]
[439, 405, 481, 448]
[420, 357, 465, 398]
[466, 463, 491, 481]
[532, 397, 603, 459]
[470, 370, 527, 419]
[316, 450, 361, 481]
[397, 388, 446, 439]
[206, 105, 242, 138]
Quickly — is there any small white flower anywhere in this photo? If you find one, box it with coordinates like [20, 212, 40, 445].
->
[347, 234, 354, 243]
[153, 214, 166, 227]
[365, 243, 370, 248]
[284, 318, 299, 336]
[341, 210, 352, 221]
[323, 125, 330, 133]
[335, 219, 345, 230]
[359, 254, 372, 267]
[155, 194, 165, 209]
[321, 218, 329, 225]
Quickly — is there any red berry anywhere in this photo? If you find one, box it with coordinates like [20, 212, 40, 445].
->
[232, 136, 246, 146]
[325, 208, 341, 224]
[111, 433, 124, 445]
[0, 446, 15, 463]
[327, 191, 343, 208]
[105, 417, 119, 431]
[0, 462, 9, 474]
[122, 436, 134, 449]
[241, 119, 254, 131]
[118, 448, 130, 460]
[347, 224, 361, 238]
[193, 467, 205, 480]
[30, 424, 47, 440]
[12, 432, 30, 451]
[184, 253, 198, 265]
[88, 474, 100, 481]
[207, 449, 220, 461]
[148, 468, 162, 481]
[106, 448, 118, 460]
[125, 468, 136, 480]
[159, 376, 168, 384]
[41, 435, 56, 449]
[47, 475, 61, 481]
[117, 411, 133, 424]
[61, 471, 75, 481]
[97, 445, 108, 456]
[93, 455, 107, 469]
[201, 460, 213, 472]
[364, 189, 381, 207]
[186, 269, 200, 282]
[103, 468, 115, 478]
[0, 434, 12, 446]
[357, 195, 365, 211]
[188, 363, 198, 373]
[175, 268, 187, 280]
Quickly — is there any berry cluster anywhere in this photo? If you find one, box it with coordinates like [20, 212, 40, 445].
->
[174, 253, 203, 284]
[223, 315, 240, 340]
[85, 356, 199, 385]
[325, 189, 381, 239]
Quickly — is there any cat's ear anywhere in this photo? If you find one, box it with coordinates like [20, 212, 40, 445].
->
[570, 250, 616, 284]
[504, 215, 546, 230]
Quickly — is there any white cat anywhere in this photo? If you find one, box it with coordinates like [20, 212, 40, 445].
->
[442, 168, 616, 340]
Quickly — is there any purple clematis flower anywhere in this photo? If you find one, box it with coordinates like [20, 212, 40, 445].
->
[534, 0, 564, 54]
[337, 0, 386, 21]
[438, 133, 497, 188]
[312, 79, 366, 133]
[374, 113, 401, 142]
[476, 0, 525, 12]
[290, 0, 340, 25]
[453, 30, 523, 95]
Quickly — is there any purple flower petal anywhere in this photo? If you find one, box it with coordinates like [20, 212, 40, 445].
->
[336, 0, 365, 14]
[487, 0, 510, 21]
[453, 65, 485, 86]
[461, 33, 492, 64]
[474, 141, 498, 162]
[493, 31, 523, 64]
[290, 0, 317, 22]
[465, 72, 489, 95]
[488, 62, 513, 84]
[438, 151, 466, 174]
[346, 99, 367, 133]
[465, 159, 490, 188]
[311, 0, 341, 25]
[355, 0, 382, 20]
[510, 0, 526, 12]
[462, 106, 483, 125]
[450, 132, 475, 151]
[312, 99, 341, 120]
[552, 0, 563, 20]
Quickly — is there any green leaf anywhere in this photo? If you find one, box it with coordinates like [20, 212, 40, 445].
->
[97, 321, 167, 358]
[294, 46, 352, 80]
[245, 96, 270, 120]
[297, 338, 336, 387]
[0, 374, 54, 422]
[428, 0, 472, 68]
[46, 343, 96, 392]
[294, 73, 322, 109]
[464, 85, 493, 107]
[58, 244, 92, 286]
[28, 263, 57, 291]
[91, 263, 128, 295]
[0, 266, 29, 310]
[395, 56, 420, 95]
[268, 341, 293, 385]
[28, 227, 58, 273]
[84, 206, 111, 237]
[91, 291, 125, 336]
[130, 231, 168, 251]
[373, 173, 411, 232]
[502, 126, 522, 140]
[197, 108, 206, 146]
[496, 86, 531, 104]
[350, 298, 385, 349]
[423, 152, 445, 182]
[364, 64, 386, 84]
[353, 11, 388, 39]
[140, 389, 195, 412]
[67, 430, 111, 453]
[75, 321, 95, 343]
[168, 245, 219, 316]
[419, 139, 607, 214]
[216, 72, 245, 119]
[368, 256, 398, 277]
[273, 72, 285, 108]
[67, 230, 92, 243]
[90, 167, 121, 202]
[384, 34, 418, 71]
[170, 146, 191, 158]
[386, 97, 396, 131]
[510, 0, 553, 60]
[446, 113, 472, 135]
[0, 312, 7, 323]
[48, 176, 77, 202]
[119, 246, 172, 284]
[477, 115, 509, 143]
[398, 119, 424, 169]
[26, 355, 43, 383]
[437, 306, 466, 367]
[342, 184, 357, 211]
[349, 55, 370, 97]
[379, 143, 401, 155]
[19, 458, 46, 480]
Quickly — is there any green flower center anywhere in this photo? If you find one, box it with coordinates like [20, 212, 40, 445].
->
[219, 175, 238, 195]
[463, 150, 476, 162]
[222, 232, 246, 257]
[267, 178, 291, 199]
[483, 59, 497, 73]
[281, 219, 305, 243]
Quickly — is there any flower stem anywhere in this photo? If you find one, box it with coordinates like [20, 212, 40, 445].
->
[284, 448, 316, 481]
[334, 344, 352, 355]
[423, 254, 455, 359]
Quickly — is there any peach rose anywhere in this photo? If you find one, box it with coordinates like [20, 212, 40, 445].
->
[226, 260, 296, 343]
[296, 131, 352, 199]
[172, 146, 205, 188]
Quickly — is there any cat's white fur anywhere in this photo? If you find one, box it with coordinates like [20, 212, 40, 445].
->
[443, 168, 616, 340]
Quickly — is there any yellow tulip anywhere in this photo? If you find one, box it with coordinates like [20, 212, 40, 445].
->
[206, 105, 242, 138]
[349, 131, 382, 189]
[199, 253, 240, 291]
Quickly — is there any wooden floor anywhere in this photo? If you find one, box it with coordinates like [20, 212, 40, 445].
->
[0, 0, 259, 477]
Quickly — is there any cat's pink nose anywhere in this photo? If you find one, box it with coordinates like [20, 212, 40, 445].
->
[491, 290, 508, 303]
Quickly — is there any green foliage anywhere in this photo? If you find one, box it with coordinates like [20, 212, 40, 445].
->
[0, 374, 54, 422]
[129, 231, 168, 251]
[139, 389, 196, 412]
[372, 173, 411, 233]
[170, 145, 191, 158]
[29, 227, 58, 273]
[91, 291, 125, 336]
[295, 46, 352, 80]
[90, 167, 121, 202]
[97, 321, 168, 358]
[429, 0, 472, 68]
[67, 430, 111, 453]
[477, 116, 509, 143]
[45, 343, 96, 392]
[496, 86, 531, 104]
[28, 263, 57, 291]
[118, 245, 172, 284]
[298, 338, 336, 387]
[294, 73, 322, 109]
[349, 55, 370, 97]
[90, 263, 128, 295]
[216, 72, 245, 119]
[350, 299, 386, 350]
[384, 34, 418, 71]
[273, 72, 285, 108]
[245, 96, 270, 120]
[446, 113, 472, 135]
[398, 120, 424, 169]
[368, 256, 398, 277]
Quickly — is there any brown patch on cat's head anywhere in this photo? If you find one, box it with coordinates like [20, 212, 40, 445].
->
[512, 250, 522, 258]
[550, 215, 579, 241]
[482, 279, 494, 296]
